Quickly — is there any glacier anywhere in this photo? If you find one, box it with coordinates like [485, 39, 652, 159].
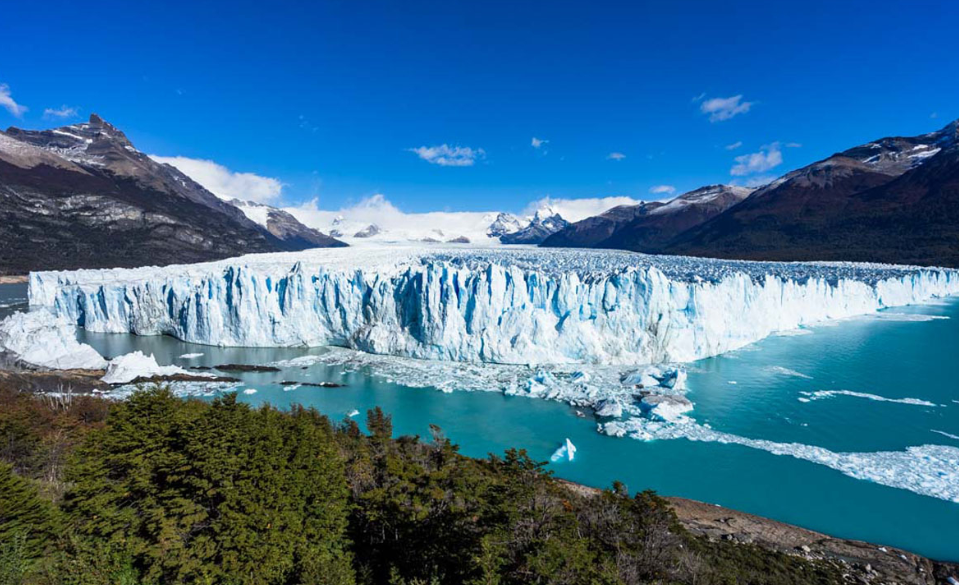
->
[28, 246, 959, 366]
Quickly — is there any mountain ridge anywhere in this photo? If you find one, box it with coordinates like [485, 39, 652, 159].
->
[0, 114, 343, 274]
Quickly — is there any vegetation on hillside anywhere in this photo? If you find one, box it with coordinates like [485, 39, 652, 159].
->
[0, 384, 845, 584]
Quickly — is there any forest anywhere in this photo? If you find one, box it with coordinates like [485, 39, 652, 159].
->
[0, 384, 846, 584]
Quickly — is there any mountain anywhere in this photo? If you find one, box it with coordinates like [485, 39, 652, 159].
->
[230, 199, 345, 249]
[0, 114, 342, 274]
[663, 120, 959, 266]
[499, 208, 569, 244]
[541, 185, 751, 251]
[486, 212, 524, 239]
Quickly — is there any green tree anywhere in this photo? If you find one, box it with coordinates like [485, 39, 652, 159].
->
[63, 388, 354, 584]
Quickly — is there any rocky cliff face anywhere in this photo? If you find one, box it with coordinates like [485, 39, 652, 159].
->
[0, 115, 343, 274]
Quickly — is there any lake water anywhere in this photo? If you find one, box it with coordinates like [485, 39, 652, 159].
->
[3, 283, 958, 560]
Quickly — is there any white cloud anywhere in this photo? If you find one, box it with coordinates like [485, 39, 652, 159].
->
[43, 105, 78, 119]
[724, 141, 743, 150]
[691, 92, 706, 103]
[407, 144, 484, 167]
[531, 137, 548, 149]
[649, 185, 676, 195]
[149, 155, 284, 203]
[730, 143, 783, 176]
[284, 194, 646, 244]
[785, 142, 802, 148]
[285, 195, 502, 243]
[606, 152, 626, 161]
[0, 84, 27, 117]
[521, 196, 644, 222]
[700, 95, 754, 122]
[930, 112, 939, 119]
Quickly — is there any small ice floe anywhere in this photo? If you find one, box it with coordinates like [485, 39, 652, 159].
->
[866, 313, 949, 322]
[574, 410, 586, 418]
[178, 353, 204, 360]
[102, 351, 204, 385]
[594, 398, 623, 418]
[550, 438, 577, 462]
[282, 384, 302, 392]
[946, 576, 959, 585]
[799, 390, 939, 407]
[727, 380, 738, 385]
[347, 409, 360, 418]
[775, 328, 813, 337]
[766, 366, 812, 379]
[932, 429, 959, 441]
[640, 395, 694, 423]
[243, 388, 258, 395]
[621, 365, 687, 391]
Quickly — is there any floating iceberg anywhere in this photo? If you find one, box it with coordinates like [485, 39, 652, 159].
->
[550, 438, 577, 462]
[29, 246, 959, 366]
[0, 309, 107, 370]
[101, 351, 199, 384]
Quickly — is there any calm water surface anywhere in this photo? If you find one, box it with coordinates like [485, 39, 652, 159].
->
[4, 283, 957, 560]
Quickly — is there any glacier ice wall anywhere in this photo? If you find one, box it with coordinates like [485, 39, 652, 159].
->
[28, 246, 959, 365]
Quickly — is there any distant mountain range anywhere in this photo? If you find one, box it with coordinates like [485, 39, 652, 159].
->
[314, 205, 570, 245]
[545, 119, 959, 267]
[0, 114, 343, 274]
[4, 114, 958, 274]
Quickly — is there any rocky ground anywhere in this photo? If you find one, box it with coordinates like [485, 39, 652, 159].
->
[561, 482, 958, 585]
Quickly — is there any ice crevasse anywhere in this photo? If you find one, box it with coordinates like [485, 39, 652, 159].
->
[28, 246, 959, 366]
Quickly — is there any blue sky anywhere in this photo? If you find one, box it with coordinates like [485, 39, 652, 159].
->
[1, 0, 957, 214]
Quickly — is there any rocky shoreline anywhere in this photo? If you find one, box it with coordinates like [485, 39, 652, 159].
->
[561, 481, 957, 585]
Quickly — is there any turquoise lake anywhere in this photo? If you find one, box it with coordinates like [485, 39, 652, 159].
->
[3, 283, 958, 560]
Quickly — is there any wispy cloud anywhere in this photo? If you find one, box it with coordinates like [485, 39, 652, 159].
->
[700, 94, 754, 122]
[649, 185, 676, 195]
[43, 105, 79, 119]
[724, 141, 743, 150]
[606, 152, 626, 161]
[531, 137, 548, 149]
[930, 112, 939, 119]
[408, 144, 485, 167]
[521, 196, 645, 222]
[0, 84, 27, 117]
[730, 142, 783, 176]
[691, 92, 706, 103]
[286, 194, 646, 242]
[785, 142, 802, 148]
[149, 155, 284, 203]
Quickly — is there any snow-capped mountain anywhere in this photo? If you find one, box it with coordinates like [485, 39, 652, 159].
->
[499, 207, 570, 244]
[545, 118, 959, 267]
[0, 114, 343, 274]
[230, 199, 345, 249]
[542, 185, 750, 250]
[289, 198, 573, 245]
[664, 119, 959, 266]
[486, 212, 524, 239]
